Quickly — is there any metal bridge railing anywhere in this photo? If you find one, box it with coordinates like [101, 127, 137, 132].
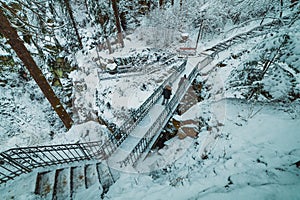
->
[82, 59, 187, 166]
[205, 13, 298, 56]
[109, 60, 187, 145]
[0, 54, 211, 184]
[0, 56, 207, 183]
[0, 141, 106, 184]
[30, 59, 187, 176]
[119, 56, 213, 168]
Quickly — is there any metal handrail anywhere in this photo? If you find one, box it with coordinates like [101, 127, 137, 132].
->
[2, 14, 287, 182]
[0, 141, 107, 184]
[109, 60, 187, 144]
[204, 14, 297, 55]
[87, 59, 188, 163]
[0, 59, 187, 184]
[119, 56, 213, 167]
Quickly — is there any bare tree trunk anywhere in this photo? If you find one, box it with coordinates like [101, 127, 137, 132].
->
[106, 37, 113, 54]
[49, 3, 63, 48]
[111, 0, 124, 47]
[195, 22, 203, 49]
[159, 0, 164, 8]
[171, 0, 174, 6]
[64, 0, 83, 49]
[180, 0, 183, 8]
[84, 0, 91, 19]
[280, 0, 283, 17]
[260, 3, 272, 25]
[290, 0, 298, 7]
[147, 0, 151, 11]
[0, 9, 73, 129]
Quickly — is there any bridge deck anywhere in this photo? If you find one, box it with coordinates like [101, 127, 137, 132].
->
[108, 56, 207, 169]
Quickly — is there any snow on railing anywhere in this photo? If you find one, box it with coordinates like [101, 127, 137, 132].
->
[88, 59, 187, 161]
[119, 56, 213, 168]
[100, 15, 299, 162]
[0, 141, 106, 184]
[107, 60, 186, 141]
[2, 14, 293, 182]
[0, 52, 211, 184]
[204, 14, 298, 56]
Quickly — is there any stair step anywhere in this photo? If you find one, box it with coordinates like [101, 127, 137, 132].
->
[70, 166, 87, 200]
[96, 163, 114, 193]
[85, 164, 99, 189]
[52, 168, 71, 200]
[71, 166, 85, 193]
[35, 171, 55, 199]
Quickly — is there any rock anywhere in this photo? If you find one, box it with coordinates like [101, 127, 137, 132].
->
[181, 126, 198, 138]
[177, 129, 187, 139]
[295, 160, 300, 168]
[177, 126, 198, 139]
[180, 33, 189, 42]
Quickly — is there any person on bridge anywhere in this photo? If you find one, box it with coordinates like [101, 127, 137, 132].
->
[178, 74, 187, 88]
[162, 84, 172, 105]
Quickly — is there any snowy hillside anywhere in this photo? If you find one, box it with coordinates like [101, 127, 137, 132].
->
[106, 99, 300, 200]
[0, 0, 300, 199]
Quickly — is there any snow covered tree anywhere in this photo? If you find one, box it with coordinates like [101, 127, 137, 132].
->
[227, 23, 300, 102]
[64, 0, 83, 49]
[0, 8, 73, 129]
[111, 0, 124, 47]
[159, 0, 164, 8]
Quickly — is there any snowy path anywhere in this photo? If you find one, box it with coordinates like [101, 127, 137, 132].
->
[107, 55, 213, 171]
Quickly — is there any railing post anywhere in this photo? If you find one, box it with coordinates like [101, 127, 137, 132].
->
[77, 143, 91, 160]
[100, 146, 108, 160]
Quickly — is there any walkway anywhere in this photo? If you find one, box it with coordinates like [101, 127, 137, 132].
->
[107, 55, 212, 170]
[2, 14, 294, 181]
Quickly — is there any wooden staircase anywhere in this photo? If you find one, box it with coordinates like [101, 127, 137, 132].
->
[34, 162, 115, 200]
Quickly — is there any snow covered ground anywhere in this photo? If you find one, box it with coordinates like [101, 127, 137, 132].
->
[1, 98, 298, 200]
[4, 42, 299, 200]
[1, 2, 300, 199]
[105, 99, 300, 200]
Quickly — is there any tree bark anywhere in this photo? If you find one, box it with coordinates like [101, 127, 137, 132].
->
[0, 9, 73, 129]
[195, 22, 203, 49]
[111, 0, 124, 47]
[290, 0, 298, 7]
[106, 37, 113, 54]
[64, 0, 83, 49]
[280, 0, 283, 18]
[147, 0, 151, 11]
[180, 0, 183, 8]
[159, 0, 164, 8]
